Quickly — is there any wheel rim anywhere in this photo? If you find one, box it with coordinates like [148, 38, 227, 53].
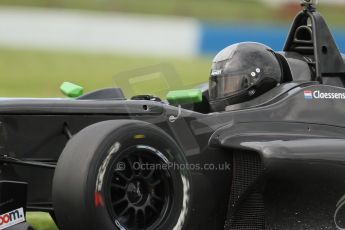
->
[107, 145, 174, 230]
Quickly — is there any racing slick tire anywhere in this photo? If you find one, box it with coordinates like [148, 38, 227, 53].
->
[52, 120, 191, 230]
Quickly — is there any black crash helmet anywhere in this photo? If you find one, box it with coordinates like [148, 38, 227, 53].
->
[209, 42, 282, 111]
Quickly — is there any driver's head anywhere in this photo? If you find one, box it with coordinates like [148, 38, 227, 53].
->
[209, 42, 282, 111]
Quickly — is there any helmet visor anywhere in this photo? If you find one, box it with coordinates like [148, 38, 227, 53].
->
[209, 74, 251, 100]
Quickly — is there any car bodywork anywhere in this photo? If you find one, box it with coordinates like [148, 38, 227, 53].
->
[1, 2, 345, 230]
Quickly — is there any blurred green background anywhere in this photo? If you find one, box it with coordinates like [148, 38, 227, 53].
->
[1, 1, 344, 229]
[0, 47, 210, 98]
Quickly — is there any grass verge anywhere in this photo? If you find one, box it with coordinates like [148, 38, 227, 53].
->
[27, 212, 58, 230]
[0, 47, 210, 98]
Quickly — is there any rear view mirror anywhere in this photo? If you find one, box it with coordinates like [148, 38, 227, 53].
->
[166, 89, 202, 105]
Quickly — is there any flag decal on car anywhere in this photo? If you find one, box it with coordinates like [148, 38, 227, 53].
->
[304, 90, 313, 99]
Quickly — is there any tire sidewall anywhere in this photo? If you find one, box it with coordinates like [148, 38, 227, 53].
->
[67, 122, 191, 230]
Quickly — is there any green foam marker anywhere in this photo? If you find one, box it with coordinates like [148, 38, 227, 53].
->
[60, 82, 84, 98]
[166, 89, 202, 105]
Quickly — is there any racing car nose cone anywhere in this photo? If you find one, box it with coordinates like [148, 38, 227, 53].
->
[127, 181, 144, 204]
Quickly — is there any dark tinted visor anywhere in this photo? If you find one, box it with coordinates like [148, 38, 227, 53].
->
[209, 74, 251, 100]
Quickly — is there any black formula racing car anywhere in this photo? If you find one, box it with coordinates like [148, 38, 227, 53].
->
[1, 1, 345, 230]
